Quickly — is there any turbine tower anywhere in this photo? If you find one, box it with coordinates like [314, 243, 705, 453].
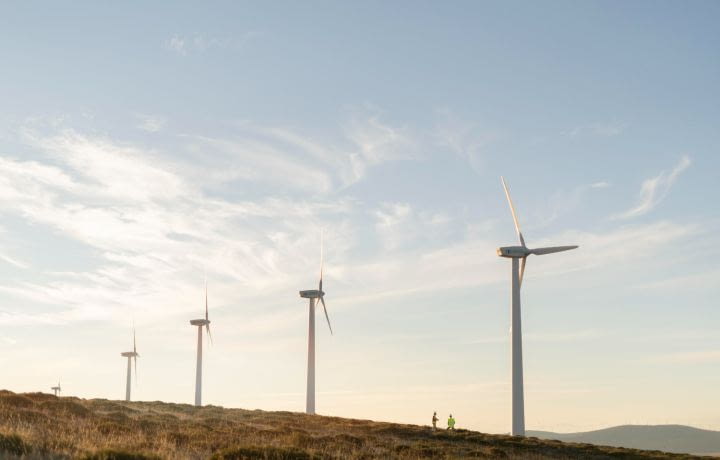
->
[51, 380, 61, 397]
[299, 234, 333, 415]
[190, 282, 212, 407]
[497, 177, 578, 437]
[120, 327, 139, 402]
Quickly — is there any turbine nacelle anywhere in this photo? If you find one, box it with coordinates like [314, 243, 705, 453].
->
[299, 289, 324, 299]
[190, 319, 210, 326]
[497, 246, 530, 258]
[120, 351, 139, 357]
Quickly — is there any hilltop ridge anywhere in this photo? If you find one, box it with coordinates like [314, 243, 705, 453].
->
[0, 390, 710, 459]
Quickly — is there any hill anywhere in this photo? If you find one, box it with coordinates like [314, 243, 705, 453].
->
[0, 390, 711, 459]
[528, 425, 720, 455]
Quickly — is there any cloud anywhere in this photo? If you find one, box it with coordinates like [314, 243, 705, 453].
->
[221, 114, 413, 189]
[343, 113, 414, 184]
[164, 32, 259, 56]
[0, 127, 358, 325]
[433, 109, 493, 172]
[468, 329, 606, 345]
[0, 123, 706, 337]
[590, 181, 611, 189]
[563, 121, 627, 138]
[166, 35, 187, 55]
[0, 254, 28, 269]
[373, 202, 451, 251]
[655, 350, 720, 364]
[136, 114, 166, 133]
[530, 180, 612, 229]
[615, 155, 691, 220]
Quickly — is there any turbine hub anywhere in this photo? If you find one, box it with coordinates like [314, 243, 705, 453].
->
[497, 246, 530, 258]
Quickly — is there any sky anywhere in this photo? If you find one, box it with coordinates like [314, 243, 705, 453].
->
[0, 1, 719, 434]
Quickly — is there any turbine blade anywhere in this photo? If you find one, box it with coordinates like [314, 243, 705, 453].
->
[501, 177, 526, 247]
[530, 245, 578, 255]
[319, 229, 324, 291]
[134, 356, 138, 386]
[519, 256, 527, 287]
[206, 324, 213, 345]
[133, 327, 137, 354]
[205, 280, 209, 321]
[320, 296, 333, 335]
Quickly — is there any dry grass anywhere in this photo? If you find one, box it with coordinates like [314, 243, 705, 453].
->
[0, 390, 708, 459]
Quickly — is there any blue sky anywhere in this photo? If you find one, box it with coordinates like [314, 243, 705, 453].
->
[0, 1, 719, 433]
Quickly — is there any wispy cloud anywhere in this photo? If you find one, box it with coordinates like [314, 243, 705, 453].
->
[655, 350, 720, 364]
[373, 202, 450, 251]
[164, 32, 258, 56]
[530, 180, 612, 229]
[0, 253, 29, 269]
[469, 329, 606, 345]
[343, 113, 414, 185]
[615, 155, 691, 220]
[0, 127, 356, 325]
[166, 35, 187, 55]
[433, 109, 493, 172]
[562, 121, 627, 138]
[136, 114, 166, 133]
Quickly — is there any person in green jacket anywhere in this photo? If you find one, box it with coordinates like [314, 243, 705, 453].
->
[447, 414, 456, 430]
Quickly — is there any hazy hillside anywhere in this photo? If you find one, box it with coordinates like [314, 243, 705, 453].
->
[0, 390, 710, 459]
[528, 425, 720, 455]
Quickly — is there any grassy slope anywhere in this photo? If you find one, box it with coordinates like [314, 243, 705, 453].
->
[528, 426, 720, 454]
[0, 390, 711, 459]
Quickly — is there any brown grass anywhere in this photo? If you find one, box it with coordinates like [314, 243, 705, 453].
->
[0, 390, 708, 459]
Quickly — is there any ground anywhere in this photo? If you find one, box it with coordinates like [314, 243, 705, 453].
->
[0, 390, 709, 459]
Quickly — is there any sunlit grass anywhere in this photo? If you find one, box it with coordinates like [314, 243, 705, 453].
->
[0, 390, 704, 459]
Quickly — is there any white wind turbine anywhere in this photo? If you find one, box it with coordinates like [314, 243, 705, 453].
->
[298, 234, 333, 415]
[497, 177, 578, 437]
[51, 380, 61, 397]
[190, 282, 212, 407]
[120, 327, 139, 401]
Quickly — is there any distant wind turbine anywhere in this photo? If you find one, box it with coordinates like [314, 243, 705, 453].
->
[190, 281, 212, 407]
[299, 233, 333, 415]
[120, 326, 139, 401]
[51, 380, 61, 397]
[497, 177, 578, 437]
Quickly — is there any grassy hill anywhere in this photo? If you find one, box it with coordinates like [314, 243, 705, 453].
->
[528, 425, 720, 455]
[0, 390, 711, 459]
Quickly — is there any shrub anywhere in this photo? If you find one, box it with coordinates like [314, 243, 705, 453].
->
[0, 394, 35, 408]
[40, 399, 92, 417]
[0, 433, 31, 456]
[210, 445, 312, 460]
[81, 449, 162, 460]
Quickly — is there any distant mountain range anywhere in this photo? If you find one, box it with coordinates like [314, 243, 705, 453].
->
[528, 425, 720, 455]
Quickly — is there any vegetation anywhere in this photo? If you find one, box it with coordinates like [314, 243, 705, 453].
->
[0, 390, 709, 459]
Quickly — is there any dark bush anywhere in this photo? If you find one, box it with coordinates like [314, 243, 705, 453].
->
[0, 394, 35, 408]
[210, 445, 312, 460]
[81, 449, 162, 460]
[0, 433, 30, 455]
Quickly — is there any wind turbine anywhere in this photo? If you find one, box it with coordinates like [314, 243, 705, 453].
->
[497, 177, 578, 437]
[190, 281, 212, 407]
[120, 327, 139, 402]
[51, 380, 61, 397]
[298, 234, 333, 415]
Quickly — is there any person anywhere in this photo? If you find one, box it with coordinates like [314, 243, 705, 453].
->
[447, 414, 456, 430]
[432, 411, 439, 430]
